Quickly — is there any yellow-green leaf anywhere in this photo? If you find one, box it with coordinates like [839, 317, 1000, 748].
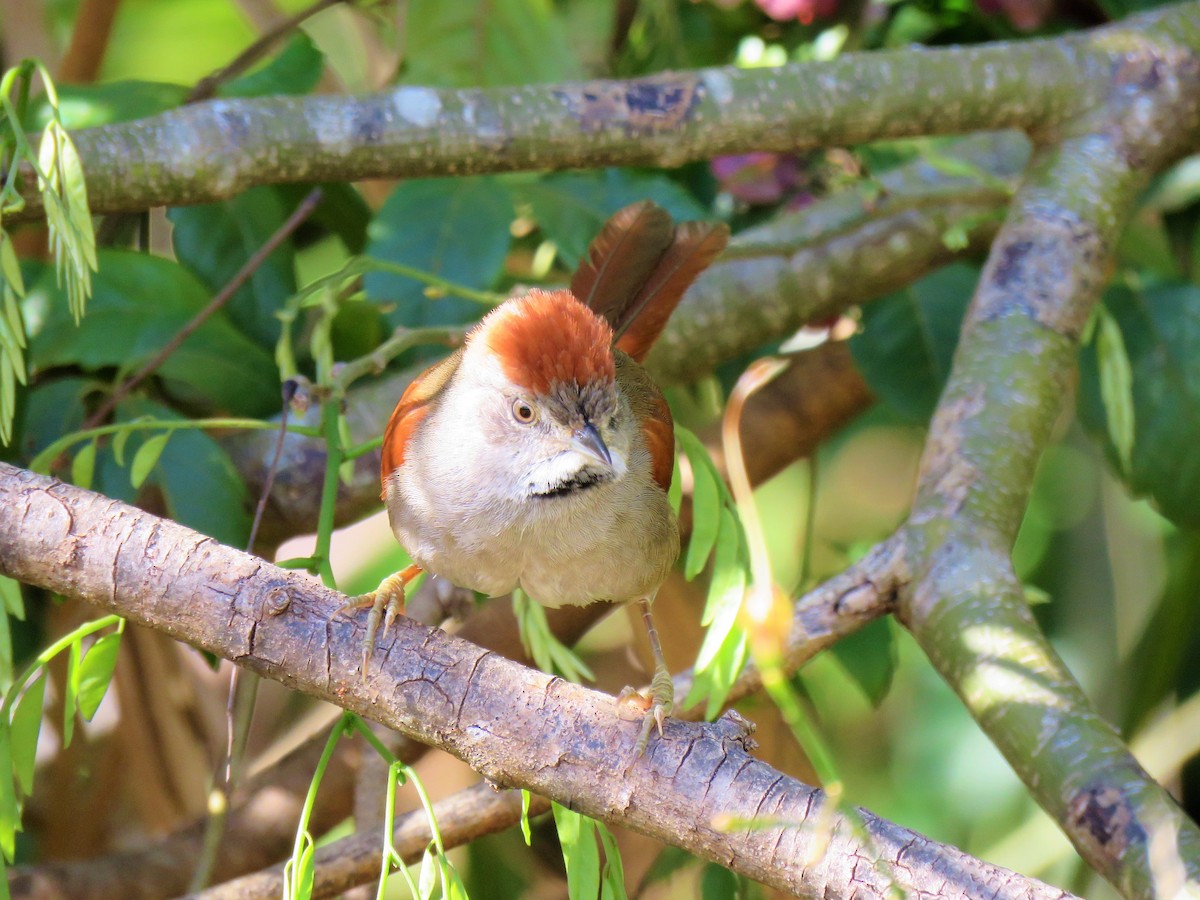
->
[71, 440, 97, 490]
[77, 631, 121, 720]
[10, 675, 45, 797]
[130, 432, 170, 489]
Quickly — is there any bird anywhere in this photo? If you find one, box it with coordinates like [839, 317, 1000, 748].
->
[356, 200, 729, 753]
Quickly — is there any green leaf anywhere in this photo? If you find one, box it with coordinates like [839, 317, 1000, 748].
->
[404, 0, 582, 88]
[295, 834, 315, 900]
[418, 846, 437, 900]
[62, 640, 80, 748]
[365, 177, 513, 343]
[849, 264, 978, 423]
[520, 789, 533, 846]
[219, 33, 324, 98]
[130, 432, 170, 489]
[688, 623, 749, 719]
[0, 233, 24, 298]
[522, 170, 709, 268]
[830, 618, 898, 708]
[0, 615, 11, 696]
[70, 439, 97, 490]
[112, 426, 132, 467]
[678, 430, 722, 580]
[0, 725, 18, 861]
[168, 187, 298, 347]
[596, 820, 628, 900]
[553, 803, 601, 900]
[1078, 281, 1200, 528]
[10, 675, 45, 797]
[77, 632, 122, 721]
[27, 250, 279, 416]
[442, 858, 469, 900]
[1094, 306, 1135, 474]
[0, 577, 24, 621]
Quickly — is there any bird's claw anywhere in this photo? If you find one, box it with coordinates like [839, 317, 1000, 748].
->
[338, 566, 419, 679]
[619, 666, 674, 757]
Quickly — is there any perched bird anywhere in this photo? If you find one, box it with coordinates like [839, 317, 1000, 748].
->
[358, 201, 729, 752]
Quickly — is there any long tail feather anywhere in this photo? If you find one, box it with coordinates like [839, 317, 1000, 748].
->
[570, 201, 675, 327]
[613, 221, 730, 362]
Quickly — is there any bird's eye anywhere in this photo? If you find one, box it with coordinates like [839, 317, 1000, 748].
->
[512, 399, 537, 424]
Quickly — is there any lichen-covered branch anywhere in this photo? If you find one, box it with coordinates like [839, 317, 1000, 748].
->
[0, 463, 1071, 899]
[895, 23, 1200, 898]
[14, 5, 1179, 224]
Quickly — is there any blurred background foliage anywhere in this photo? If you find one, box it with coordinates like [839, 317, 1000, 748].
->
[3, 0, 1200, 897]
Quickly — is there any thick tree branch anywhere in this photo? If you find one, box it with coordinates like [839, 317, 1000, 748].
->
[0, 463, 1071, 899]
[12, 5, 1174, 223]
[894, 23, 1200, 898]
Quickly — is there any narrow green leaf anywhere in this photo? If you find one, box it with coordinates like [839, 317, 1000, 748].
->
[683, 449, 720, 580]
[10, 675, 45, 797]
[520, 789, 533, 846]
[699, 509, 742, 627]
[0, 726, 17, 861]
[1095, 305, 1135, 474]
[0, 612, 11, 693]
[295, 836, 315, 900]
[441, 858, 469, 900]
[70, 439, 97, 490]
[77, 631, 121, 720]
[0, 577, 22, 621]
[553, 803, 600, 900]
[0, 233, 24, 298]
[130, 432, 170, 489]
[112, 426, 131, 467]
[418, 846, 437, 900]
[0, 856, 11, 900]
[597, 821, 628, 900]
[62, 640, 80, 748]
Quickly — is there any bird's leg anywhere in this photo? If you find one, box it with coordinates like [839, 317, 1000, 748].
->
[338, 563, 422, 675]
[618, 596, 674, 755]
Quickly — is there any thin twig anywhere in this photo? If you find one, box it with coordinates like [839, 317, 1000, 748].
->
[82, 187, 323, 431]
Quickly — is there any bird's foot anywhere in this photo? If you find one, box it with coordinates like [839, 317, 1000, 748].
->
[338, 564, 421, 677]
[618, 663, 674, 756]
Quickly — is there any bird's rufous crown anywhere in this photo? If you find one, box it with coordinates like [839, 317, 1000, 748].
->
[481, 289, 616, 395]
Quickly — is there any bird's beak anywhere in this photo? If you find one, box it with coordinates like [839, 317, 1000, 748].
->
[571, 422, 612, 467]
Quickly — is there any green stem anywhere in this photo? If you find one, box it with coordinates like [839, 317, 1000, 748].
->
[310, 399, 343, 588]
[285, 712, 352, 899]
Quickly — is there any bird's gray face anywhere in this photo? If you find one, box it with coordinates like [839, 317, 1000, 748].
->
[493, 379, 629, 501]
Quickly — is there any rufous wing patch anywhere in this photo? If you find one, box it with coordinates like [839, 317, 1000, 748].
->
[617, 352, 675, 491]
[640, 394, 675, 491]
[380, 349, 463, 496]
[483, 290, 615, 395]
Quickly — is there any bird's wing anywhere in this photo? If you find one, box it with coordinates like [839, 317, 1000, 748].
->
[617, 352, 675, 491]
[380, 348, 463, 495]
